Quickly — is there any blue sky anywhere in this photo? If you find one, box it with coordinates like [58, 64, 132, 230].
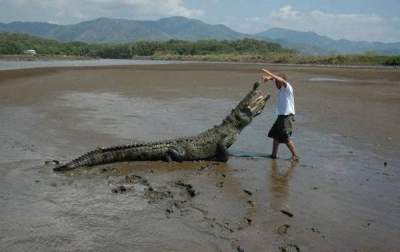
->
[0, 0, 399, 42]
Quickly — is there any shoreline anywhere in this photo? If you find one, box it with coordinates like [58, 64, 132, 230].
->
[1, 57, 399, 72]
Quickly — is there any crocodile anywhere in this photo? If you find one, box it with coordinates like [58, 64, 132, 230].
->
[54, 82, 270, 171]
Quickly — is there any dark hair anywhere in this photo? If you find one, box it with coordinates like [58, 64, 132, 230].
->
[276, 72, 287, 81]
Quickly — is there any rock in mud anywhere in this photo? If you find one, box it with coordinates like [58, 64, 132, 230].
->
[243, 189, 252, 196]
[280, 209, 294, 218]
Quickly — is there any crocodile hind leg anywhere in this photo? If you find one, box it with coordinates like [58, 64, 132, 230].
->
[165, 146, 186, 162]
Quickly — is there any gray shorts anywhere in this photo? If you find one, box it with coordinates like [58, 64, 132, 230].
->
[268, 114, 294, 143]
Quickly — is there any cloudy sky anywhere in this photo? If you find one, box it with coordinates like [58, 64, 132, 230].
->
[1, 0, 399, 42]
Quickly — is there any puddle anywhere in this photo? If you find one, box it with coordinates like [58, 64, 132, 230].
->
[309, 77, 350, 82]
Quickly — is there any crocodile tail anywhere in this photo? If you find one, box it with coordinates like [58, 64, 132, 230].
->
[53, 142, 155, 172]
[53, 148, 103, 171]
[53, 163, 73, 171]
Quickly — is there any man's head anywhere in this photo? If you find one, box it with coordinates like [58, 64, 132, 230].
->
[274, 73, 287, 89]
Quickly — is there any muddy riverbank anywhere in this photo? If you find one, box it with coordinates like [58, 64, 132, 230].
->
[0, 63, 399, 251]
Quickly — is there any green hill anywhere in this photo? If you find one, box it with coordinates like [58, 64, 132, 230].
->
[1, 17, 399, 55]
[0, 17, 244, 43]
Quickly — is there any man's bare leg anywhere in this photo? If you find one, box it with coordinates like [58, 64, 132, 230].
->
[271, 139, 279, 159]
[286, 140, 299, 161]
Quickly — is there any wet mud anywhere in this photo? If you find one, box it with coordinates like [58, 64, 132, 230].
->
[0, 63, 399, 251]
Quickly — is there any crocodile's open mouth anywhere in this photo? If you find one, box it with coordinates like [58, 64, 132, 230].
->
[245, 89, 270, 117]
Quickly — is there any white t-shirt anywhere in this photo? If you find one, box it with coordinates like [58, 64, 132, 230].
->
[276, 82, 295, 115]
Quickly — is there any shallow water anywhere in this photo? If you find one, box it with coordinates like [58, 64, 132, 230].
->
[0, 63, 399, 251]
[309, 76, 349, 82]
[0, 59, 185, 71]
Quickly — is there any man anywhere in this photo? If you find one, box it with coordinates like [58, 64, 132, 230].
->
[262, 69, 299, 161]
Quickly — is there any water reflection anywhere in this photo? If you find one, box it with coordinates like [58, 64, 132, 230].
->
[269, 160, 298, 210]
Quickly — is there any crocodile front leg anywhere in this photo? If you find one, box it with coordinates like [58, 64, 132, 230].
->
[216, 142, 228, 162]
[215, 135, 236, 162]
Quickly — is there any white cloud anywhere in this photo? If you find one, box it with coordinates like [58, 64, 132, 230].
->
[0, 0, 203, 24]
[224, 5, 400, 43]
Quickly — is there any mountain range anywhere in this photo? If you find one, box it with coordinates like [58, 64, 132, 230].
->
[255, 28, 400, 55]
[1, 16, 399, 55]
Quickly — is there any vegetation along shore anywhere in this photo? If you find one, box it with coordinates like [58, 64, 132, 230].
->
[1, 32, 399, 66]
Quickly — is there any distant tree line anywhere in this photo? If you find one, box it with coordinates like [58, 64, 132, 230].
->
[0, 33, 94, 56]
[0, 32, 290, 57]
[96, 39, 293, 58]
[0, 32, 399, 66]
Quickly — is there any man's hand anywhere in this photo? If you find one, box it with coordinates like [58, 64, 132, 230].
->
[261, 68, 288, 86]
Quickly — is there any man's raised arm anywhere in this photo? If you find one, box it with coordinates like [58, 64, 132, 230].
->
[261, 69, 289, 87]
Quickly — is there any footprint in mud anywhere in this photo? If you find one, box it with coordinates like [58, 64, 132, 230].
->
[145, 187, 173, 204]
[279, 244, 300, 252]
[110, 174, 176, 205]
[163, 180, 238, 234]
[163, 180, 199, 218]
[236, 246, 245, 252]
[277, 224, 291, 235]
[215, 173, 226, 188]
[205, 217, 235, 233]
[216, 181, 224, 188]
[242, 189, 255, 207]
[110, 173, 255, 246]
[165, 200, 188, 218]
[111, 185, 130, 194]
[174, 180, 196, 198]
[124, 174, 149, 186]
[196, 162, 216, 171]
[311, 227, 326, 239]
[110, 174, 149, 194]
